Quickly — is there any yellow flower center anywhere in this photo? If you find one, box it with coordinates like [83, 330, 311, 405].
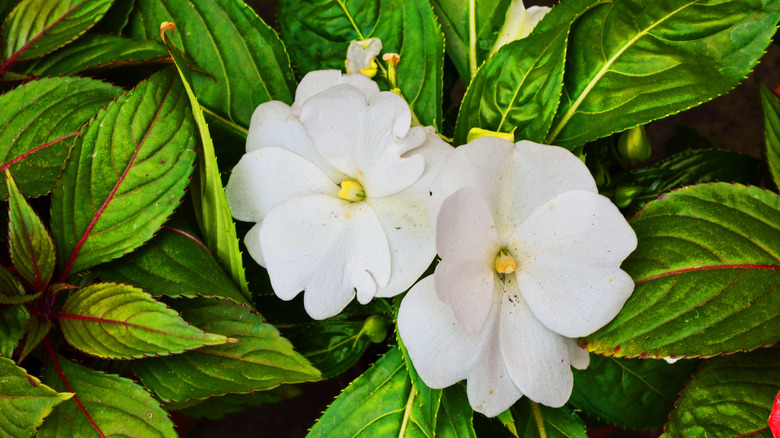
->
[338, 180, 366, 202]
[495, 248, 517, 274]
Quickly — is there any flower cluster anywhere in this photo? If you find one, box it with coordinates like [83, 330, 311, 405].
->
[227, 67, 636, 415]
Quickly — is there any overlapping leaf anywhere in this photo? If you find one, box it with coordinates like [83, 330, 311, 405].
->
[0, 356, 72, 438]
[175, 387, 301, 420]
[760, 84, 780, 189]
[545, 0, 780, 148]
[1, 0, 115, 65]
[666, 349, 780, 437]
[133, 297, 321, 403]
[278, 0, 445, 128]
[585, 183, 780, 358]
[0, 76, 124, 199]
[286, 317, 376, 379]
[0, 264, 26, 303]
[58, 282, 230, 359]
[40, 355, 175, 438]
[127, 0, 295, 129]
[50, 69, 196, 277]
[24, 34, 170, 76]
[0, 304, 28, 358]
[19, 316, 50, 363]
[569, 354, 696, 428]
[511, 399, 587, 438]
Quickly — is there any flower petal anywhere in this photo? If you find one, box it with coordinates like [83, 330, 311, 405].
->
[398, 276, 482, 388]
[243, 222, 264, 266]
[499, 283, 574, 408]
[294, 70, 380, 105]
[512, 189, 637, 338]
[300, 86, 425, 197]
[260, 195, 391, 319]
[568, 342, 590, 370]
[225, 147, 337, 222]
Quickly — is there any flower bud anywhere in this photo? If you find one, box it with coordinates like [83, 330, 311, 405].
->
[613, 185, 644, 209]
[617, 125, 651, 163]
[362, 315, 387, 343]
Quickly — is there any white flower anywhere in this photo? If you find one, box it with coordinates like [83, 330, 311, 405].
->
[489, 0, 551, 56]
[345, 38, 383, 77]
[226, 70, 451, 320]
[397, 138, 637, 416]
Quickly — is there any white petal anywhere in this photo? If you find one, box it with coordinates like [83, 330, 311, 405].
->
[398, 276, 482, 388]
[512, 190, 637, 338]
[434, 259, 495, 333]
[346, 38, 383, 74]
[245, 101, 345, 182]
[260, 195, 391, 319]
[526, 6, 551, 30]
[568, 342, 590, 370]
[294, 70, 380, 105]
[225, 147, 337, 222]
[499, 284, 574, 408]
[244, 222, 264, 267]
[436, 187, 500, 260]
[300, 86, 425, 197]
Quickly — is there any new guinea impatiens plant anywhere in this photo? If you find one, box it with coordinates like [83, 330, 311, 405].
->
[0, 0, 779, 437]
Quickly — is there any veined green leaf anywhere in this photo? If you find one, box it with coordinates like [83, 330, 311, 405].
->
[91, 0, 135, 33]
[585, 183, 780, 358]
[569, 354, 696, 428]
[437, 384, 477, 438]
[511, 398, 587, 438]
[0, 264, 27, 303]
[58, 282, 231, 359]
[133, 297, 321, 403]
[175, 387, 301, 420]
[24, 34, 170, 76]
[160, 23, 250, 299]
[454, 24, 568, 144]
[1, 0, 114, 66]
[0, 356, 72, 438]
[760, 84, 780, 190]
[96, 224, 248, 305]
[545, 0, 780, 149]
[0, 1, 19, 23]
[19, 315, 50, 363]
[40, 354, 176, 438]
[50, 69, 196, 278]
[0, 304, 28, 358]
[0, 76, 124, 199]
[286, 317, 376, 379]
[278, 0, 445, 128]
[127, 0, 295, 129]
[666, 349, 780, 437]
[6, 170, 55, 290]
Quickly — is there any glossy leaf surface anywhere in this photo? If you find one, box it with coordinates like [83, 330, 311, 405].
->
[760, 84, 780, 189]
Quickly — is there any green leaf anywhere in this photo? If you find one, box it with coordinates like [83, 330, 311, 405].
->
[92, 0, 135, 33]
[1, 0, 115, 65]
[760, 84, 780, 190]
[50, 69, 197, 278]
[511, 398, 587, 438]
[437, 384, 477, 438]
[175, 387, 301, 420]
[6, 170, 55, 290]
[278, 0, 445, 128]
[429, 0, 510, 82]
[24, 34, 170, 76]
[666, 348, 780, 437]
[545, 0, 780, 148]
[18, 315, 50, 363]
[0, 356, 72, 437]
[454, 24, 568, 144]
[0, 264, 27, 303]
[58, 282, 231, 359]
[127, 0, 295, 129]
[160, 23, 250, 299]
[0, 1, 19, 23]
[95, 224, 248, 304]
[40, 354, 176, 438]
[133, 297, 321, 403]
[569, 354, 696, 428]
[585, 183, 780, 358]
[286, 317, 376, 379]
[0, 76, 124, 199]
[0, 304, 28, 358]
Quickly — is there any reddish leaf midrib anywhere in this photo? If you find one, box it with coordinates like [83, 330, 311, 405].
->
[637, 264, 780, 284]
[0, 132, 79, 172]
[54, 312, 212, 340]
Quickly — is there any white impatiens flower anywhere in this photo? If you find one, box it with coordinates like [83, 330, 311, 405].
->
[398, 138, 637, 416]
[489, 0, 551, 56]
[345, 38, 383, 77]
[226, 70, 451, 320]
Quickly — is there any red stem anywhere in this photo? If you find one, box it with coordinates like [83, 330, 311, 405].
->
[0, 132, 79, 172]
[637, 264, 780, 284]
[734, 427, 770, 438]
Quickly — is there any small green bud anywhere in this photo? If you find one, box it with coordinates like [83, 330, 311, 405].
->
[614, 185, 644, 209]
[361, 315, 387, 344]
[617, 125, 652, 163]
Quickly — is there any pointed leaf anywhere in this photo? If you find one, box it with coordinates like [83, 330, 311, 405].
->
[585, 183, 780, 358]
[18, 315, 50, 363]
[666, 349, 780, 437]
[511, 399, 587, 438]
[760, 84, 780, 190]
[160, 23, 250, 299]
[0, 76, 124, 199]
[0, 356, 72, 437]
[437, 384, 477, 438]
[545, 0, 780, 148]
[0, 264, 27, 303]
[24, 34, 170, 76]
[278, 0, 445, 128]
[133, 297, 321, 402]
[285, 317, 375, 379]
[96, 224, 248, 304]
[6, 170, 55, 289]
[40, 354, 176, 438]
[454, 24, 568, 144]
[50, 69, 197, 278]
[58, 282, 230, 359]
[569, 354, 696, 428]
[1, 0, 115, 65]
[127, 0, 295, 128]
[0, 304, 28, 357]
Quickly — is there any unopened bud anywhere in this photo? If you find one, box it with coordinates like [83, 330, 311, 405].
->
[617, 125, 651, 163]
[362, 315, 387, 343]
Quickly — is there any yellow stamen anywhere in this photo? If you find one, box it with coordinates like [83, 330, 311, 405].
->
[338, 180, 366, 202]
[360, 59, 378, 78]
[467, 127, 515, 143]
[495, 248, 517, 274]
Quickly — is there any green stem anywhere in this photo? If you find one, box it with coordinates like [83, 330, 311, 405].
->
[530, 401, 547, 438]
[468, 0, 477, 79]
[398, 388, 416, 437]
[201, 106, 248, 136]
